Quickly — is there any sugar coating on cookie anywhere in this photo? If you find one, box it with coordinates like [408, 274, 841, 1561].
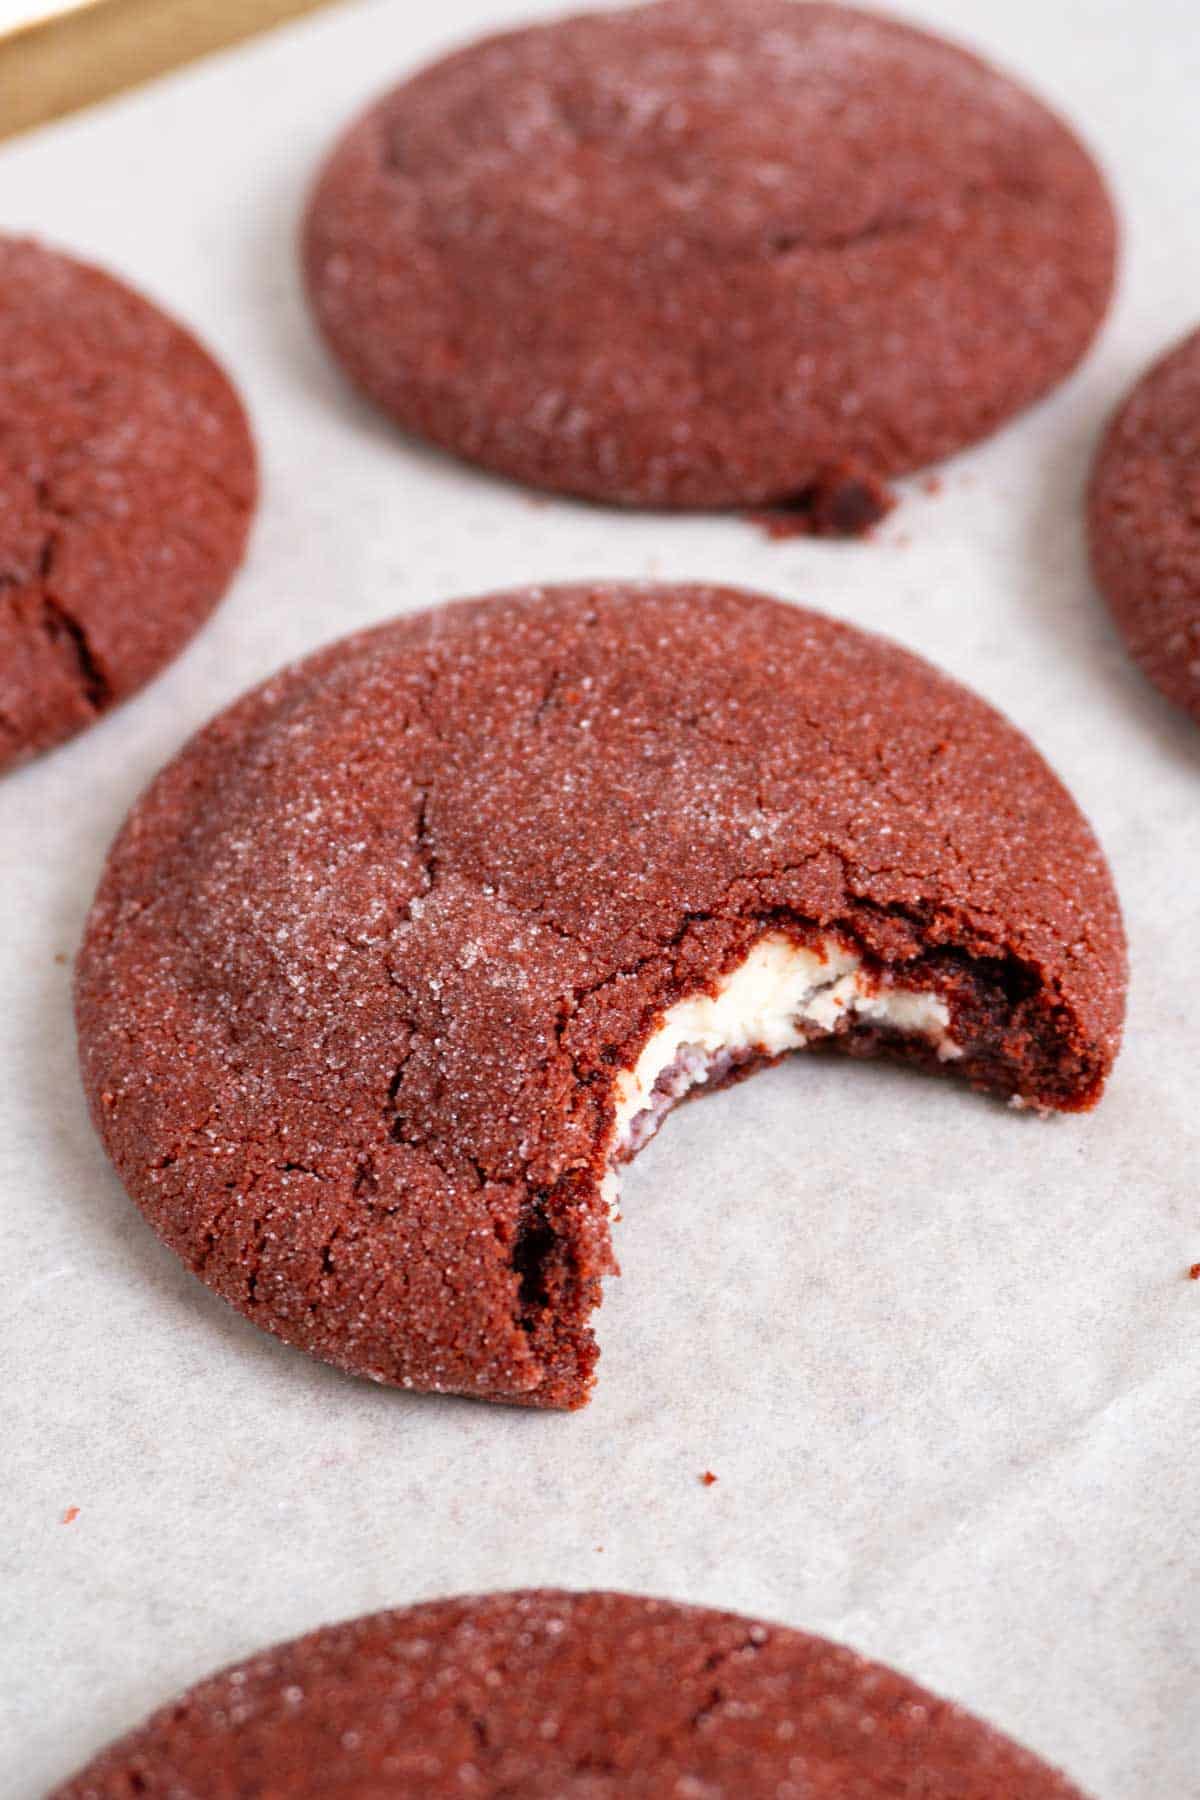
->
[1088, 325, 1200, 723]
[0, 236, 257, 772]
[50, 1590, 1090, 1797]
[75, 584, 1126, 1408]
[303, 0, 1116, 514]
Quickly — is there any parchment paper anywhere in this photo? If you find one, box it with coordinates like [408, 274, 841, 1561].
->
[2, 1, 1198, 1793]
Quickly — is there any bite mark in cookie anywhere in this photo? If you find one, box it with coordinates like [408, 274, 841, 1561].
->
[605, 929, 957, 1187]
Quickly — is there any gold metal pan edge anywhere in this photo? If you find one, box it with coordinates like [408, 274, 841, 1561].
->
[0, 0, 344, 142]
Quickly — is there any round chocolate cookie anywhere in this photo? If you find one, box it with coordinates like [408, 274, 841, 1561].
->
[0, 236, 257, 772]
[303, 0, 1116, 518]
[52, 1590, 1088, 1797]
[76, 584, 1125, 1408]
[1088, 326, 1200, 723]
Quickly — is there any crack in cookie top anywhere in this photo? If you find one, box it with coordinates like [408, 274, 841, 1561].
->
[75, 584, 1126, 1408]
[303, 0, 1116, 511]
[0, 236, 257, 773]
[1088, 325, 1200, 724]
[50, 1589, 1091, 1797]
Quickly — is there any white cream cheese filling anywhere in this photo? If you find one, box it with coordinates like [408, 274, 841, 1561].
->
[607, 930, 960, 1165]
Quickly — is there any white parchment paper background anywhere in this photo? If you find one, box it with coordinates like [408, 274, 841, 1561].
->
[2, 1, 1198, 1793]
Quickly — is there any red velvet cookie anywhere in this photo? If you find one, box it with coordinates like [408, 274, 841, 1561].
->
[1088, 325, 1200, 723]
[0, 236, 256, 772]
[75, 584, 1125, 1408]
[51, 1590, 1089, 1798]
[303, 0, 1116, 519]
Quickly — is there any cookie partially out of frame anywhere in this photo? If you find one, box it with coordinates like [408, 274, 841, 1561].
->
[0, 236, 256, 772]
[75, 584, 1125, 1408]
[51, 1590, 1089, 1797]
[303, 0, 1116, 518]
[1088, 325, 1200, 723]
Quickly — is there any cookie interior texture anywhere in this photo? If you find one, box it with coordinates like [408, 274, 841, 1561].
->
[0, 236, 256, 773]
[1088, 325, 1200, 723]
[51, 1589, 1089, 1797]
[75, 585, 1126, 1408]
[303, 0, 1116, 512]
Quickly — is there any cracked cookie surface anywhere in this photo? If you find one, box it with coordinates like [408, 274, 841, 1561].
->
[303, 0, 1116, 514]
[0, 236, 257, 772]
[75, 584, 1126, 1408]
[1088, 325, 1200, 724]
[50, 1589, 1089, 1797]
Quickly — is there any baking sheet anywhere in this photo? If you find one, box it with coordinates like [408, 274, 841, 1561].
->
[1, 1, 1198, 1793]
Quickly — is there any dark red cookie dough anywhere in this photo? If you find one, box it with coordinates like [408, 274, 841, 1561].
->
[0, 236, 256, 772]
[1088, 326, 1200, 723]
[75, 584, 1125, 1408]
[303, 0, 1116, 515]
[51, 1590, 1089, 1797]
